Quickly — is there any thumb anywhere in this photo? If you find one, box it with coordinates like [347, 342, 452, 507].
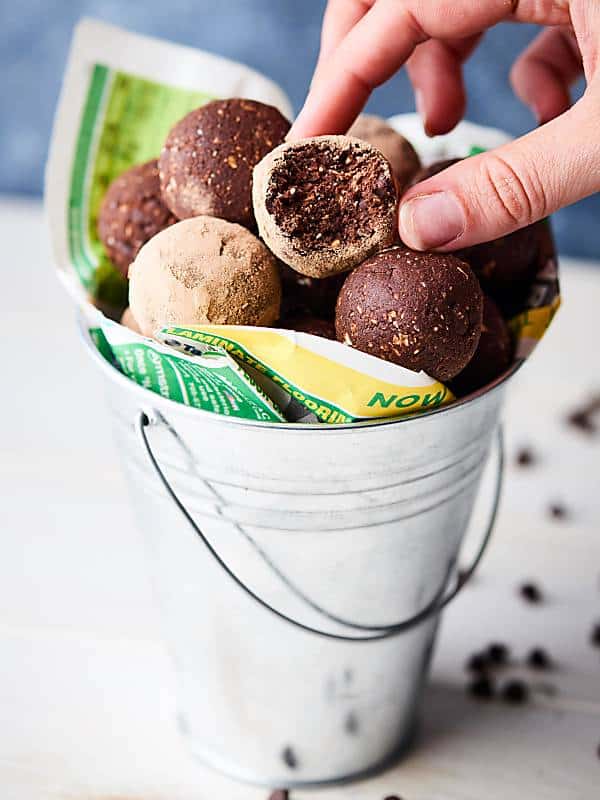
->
[398, 97, 600, 251]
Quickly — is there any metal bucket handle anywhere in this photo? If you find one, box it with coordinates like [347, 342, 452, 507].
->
[137, 411, 503, 642]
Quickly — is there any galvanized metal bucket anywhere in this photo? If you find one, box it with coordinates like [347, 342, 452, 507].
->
[79, 317, 507, 787]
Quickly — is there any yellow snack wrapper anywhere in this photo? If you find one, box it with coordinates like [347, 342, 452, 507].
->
[157, 325, 452, 424]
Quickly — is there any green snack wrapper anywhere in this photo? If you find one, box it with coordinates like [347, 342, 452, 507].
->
[92, 319, 285, 422]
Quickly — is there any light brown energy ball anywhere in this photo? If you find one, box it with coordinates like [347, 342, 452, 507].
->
[253, 135, 398, 279]
[335, 246, 483, 382]
[347, 114, 421, 193]
[129, 216, 281, 337]
[158, 98, 290, 229]
[97, 159, 178, 277]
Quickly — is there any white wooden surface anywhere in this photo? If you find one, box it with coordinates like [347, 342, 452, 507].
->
[1, 196, 599, 799]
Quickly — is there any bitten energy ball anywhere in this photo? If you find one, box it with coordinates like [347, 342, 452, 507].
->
[159, 98, 290, 228]
[253, 135, 397, 278]
[281, 316, 335, 340]
[450, 296, 513, 396]
[335, 246, 483, 382]
[129, 216, 281, 337]
[457, 224, 539, 295]
[279, 262, 346, 321]
[347, 114, 421, 193]
[97, 159, 177, 277]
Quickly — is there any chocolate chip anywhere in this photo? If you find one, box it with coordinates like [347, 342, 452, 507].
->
[468, 675, 495, 700]
[567, 410, 595, 434]
[501, 680, 529, 704]
[566, 395, 600, 435]
[383, 796, 405, 800]
[516, 447, 535, 467]
[549, 503, 568, 521]
[519, 582, 543, 603]
[269, 791, 289, 800]
[487, 642, 509, 665]
[527, 647, 552, 670]
[281, 746, 298, 769]
[466, 652, 490, 673]
[590, 623, 600, 648]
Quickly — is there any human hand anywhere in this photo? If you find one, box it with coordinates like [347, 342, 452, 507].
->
[289, 1, 600, 252]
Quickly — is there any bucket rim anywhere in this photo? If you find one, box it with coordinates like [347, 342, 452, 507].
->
[78, 312, 516, 432]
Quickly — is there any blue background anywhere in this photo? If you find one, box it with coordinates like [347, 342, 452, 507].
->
[2, 0, 595, 258]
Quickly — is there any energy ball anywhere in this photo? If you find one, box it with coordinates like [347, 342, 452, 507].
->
[97, 160, 178, 277]
[253, 135, 397, 279]
[129, 216, 281, 338]
[279, 262, 346, 321]
[347, 114, 421, 193]
[120, 307, 142, 334]
[450, 296, 513, 396]
[408, 157, 462, 187]
[159, 98, 290, 228]
[335, 246, 483, 382]
[280, 316, 336, 339]
[457, 224, 539, 295]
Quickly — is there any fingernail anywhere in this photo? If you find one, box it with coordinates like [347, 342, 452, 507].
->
[399, 192, 466, 250]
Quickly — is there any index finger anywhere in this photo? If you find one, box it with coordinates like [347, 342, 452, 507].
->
[289, 0, 570, 139]
[312, 0, 373, 90]
[319, 0, 372, 63]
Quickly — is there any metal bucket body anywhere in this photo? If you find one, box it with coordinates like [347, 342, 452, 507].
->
[85, 325, 506, 785]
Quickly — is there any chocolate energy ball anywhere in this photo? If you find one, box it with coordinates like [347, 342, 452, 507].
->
[279, 262, 346, 321]
[97, 159, 178, 277]
[450, 296, 513, 396]
[159, 98, 290, 229]
[335, 246, 483, 382]
[280, 316, 336, 339]
[408, 157, 462, 187]
[129, 216, 281, 337]
[347, 114, 421, 193]
[253, 135, 398, 279]
[457, 224, 539, 295]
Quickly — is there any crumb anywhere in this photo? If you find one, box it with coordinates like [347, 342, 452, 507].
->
[527, 647, 552, 670]
[487, 642, 510, 665]
[519, 582, 543, 604]
[501, 679, 529, 704]
[548, 503, 568, 521]
[466, 652, 490, 673]
[515, 447, 535, 467]
[468, 675, 495, 700]
[566, 395, 600, 435]
[281, 746, 298, 769]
